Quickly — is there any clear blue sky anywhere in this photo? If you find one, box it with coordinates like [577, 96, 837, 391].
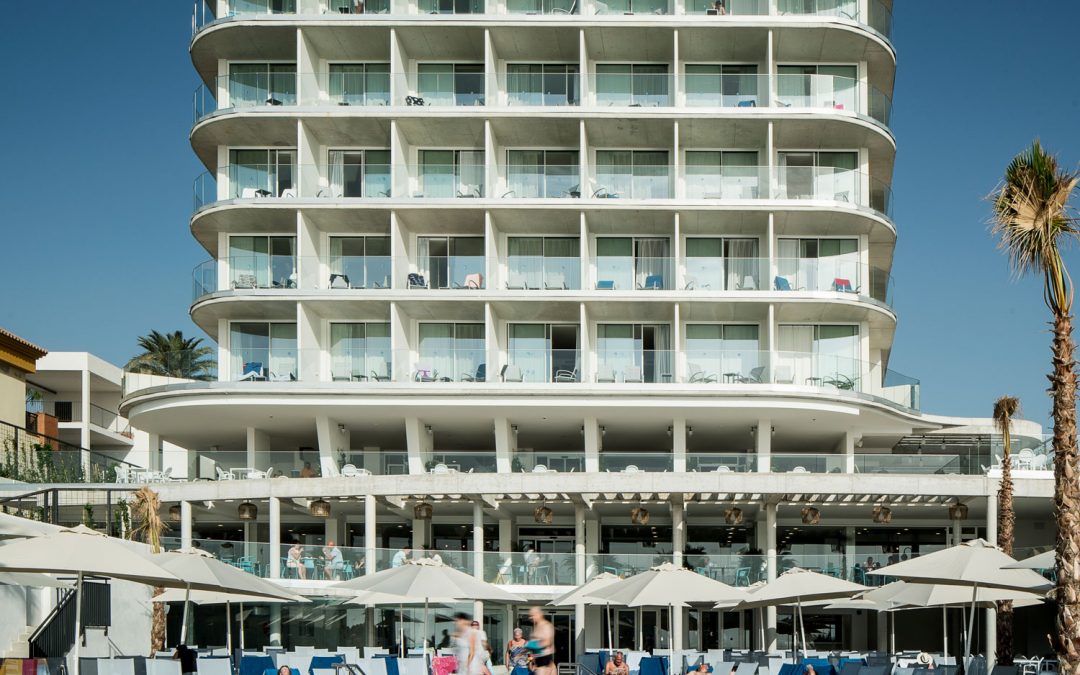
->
[1, 2, 1078, 425]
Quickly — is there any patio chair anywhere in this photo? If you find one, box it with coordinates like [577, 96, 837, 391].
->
[551, 0, 577, 12]
[407, 273, 428, 289]
[596, 364, 616, 383]
[238, 362, 265, 381]
[738, 366, 766, 384]
[737, 100, 756, 108]
[638, 274, 664, 290]
[329, 274, 351, 289]
[554, 367, 579, 383]
[114, 465, 131, 484]
[624, 365, 644, 383]
[832, 277, 857, 293]
[684, 275, 710, 290]
[215, 466, 234, 481]
[506, 274, 531, 290]
[687, 363, 717, 383]
[405, 95, 425, 106]
[545, 273, 568, 290]
[461, 363, 486, 382]
[501, 365, 524, 382]
[430, 463, 452, 474]
[233, 274, 258, 289]
[369, 357, 391, 382]
[595, 279, 616, 290]
[463, 273, 484, 289]
[773, 365, 794, 384]
[774, 276, 803, 291]
[413, 363, 437, 382]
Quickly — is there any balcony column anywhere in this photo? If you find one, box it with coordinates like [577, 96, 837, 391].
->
[672, 501, 685, 567]
[764, 501, 778, 651]
[269, 605, 282, 647]
[843, 431, 857, 474]
[473, 501, 484, 580]
[767, 213, 776, 295]
[584, 418, 601, 472]
[766, 304, 776, 382]
[405, 418, 429, 474]
[180, 501, 193, 550]
[672, 418, 687, 472]
[269, 497, 281, 579]
[766, 120, 775, 201]
[365, 495, 377, 575]
[755, 418, 772, 473]
[246, 427, 270, 473]
[985, 493, 998, 668]
[575, 502, 587, 657]
[315, 416, 345, 477]
[494, 418, 512, 473]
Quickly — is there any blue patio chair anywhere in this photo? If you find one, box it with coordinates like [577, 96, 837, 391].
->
[737, 99, 757, 107]
[734, 566, 752, 586]
[774, 276, 803, 291]
[596, 279, 616, 290]
[241, 655, 274, 675]
[462, 363, 486, 382]
[309, 656, 344, 675]
[240, 362, 264, 380]
[639, 274, 663, 290]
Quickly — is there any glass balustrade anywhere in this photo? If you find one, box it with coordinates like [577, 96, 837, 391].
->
[594, 350, 676, 383]
[502, 165, 581, 199]
[400, 72, 486, 106]
[502, 71, 580, 105]
[504, 349, 581, 383]
[588, 553, 675, 578]
[591, 166, 673, 199]
[599, 452, 675, 472]
[592, 72, 673, 107]
[593, 256, 674, 290]
[503, 256, 582, 290]
[685, 453, 757, 472]
[323, 0, 394, 13]
[407, 348, 489, 382]
[684, 165, 767, 200]
[772, 258, 894, 306]
[482, 551, 578, 585]
[770, 453, 846, 473]
[427, 452, 499, 473]
[683, 257, 766, 291]
[775, 73, 857, 111]
[513, 452, 586, 473]
[408, 164, 486, 198]
[683, 73, 767, 106]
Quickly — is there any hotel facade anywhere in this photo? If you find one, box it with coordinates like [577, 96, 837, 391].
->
[0, 0, 1061, 664]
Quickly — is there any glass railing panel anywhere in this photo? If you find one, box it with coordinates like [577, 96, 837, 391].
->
[770, 453, 846, 473]
[683, 73, 765, 106]
[690, 555, 766, 587]
[504, 348, 581, 383]
[194, 172, 217, 210]
[869, 86, 892, 126]
[868, 0, 893, 38]
[409, 348, 488, 382]
[776, 166, 859, 203]
[408, 73, 486, 105]
[483, 552, 578, 585]
[775, 74, 858, 111]
[591, 166, 672, 199]
[410, 164, 486, 199]
[771, 350, 860, 390]
[594, 349, 675, 383]
[684, 165, 766, 199]
[854, 453, 967, 475]
[427, 452, 498, 473]
[683, 349, 768, 384]
[685, 453, 756, 472]
[327, 255, 393, 289]
[228, 347, 299, 382]
[506, 0, 579, 12]
[684, 257, 765, 291]
[225, 0, 298, 18]
[682, 0, 766, 14]
[592, 73, 673, 107]
[324, 0, 393, 14]
[227, 163, 297, 199]
[324, 72, 391, 106]
[417, 0, 486, 13]
[772, 259, 895, 307]
[412, 256, 486, 289]
[592, 256, 674, 290]
[503, 72, 580, 104]
[588, 553, 674, 578]
[593, 0, 671, 14]
[329, 349, 396, 382]
[513, 452, 586, 473]
[599, 452, 674, 472]
[504, 256, 582, 290]
[503, 166, 581, 199]
[219, 73, 298, 109]
[316, 164, 392, 198]
[776, 0, 858, 21]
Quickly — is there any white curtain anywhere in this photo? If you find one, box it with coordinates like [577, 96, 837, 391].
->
[777, 325, 814, 383]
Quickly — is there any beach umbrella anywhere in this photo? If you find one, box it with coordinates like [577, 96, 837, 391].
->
[0, 572, 72, 588]
[154, 588, 304, 654]
[868, 540, 1050, 660]
[732, 568, 866, 661]
[334, 559, 525, 656]
[0, 512, 64, 538]
[0, 528, 184, 675]
[586, 563, 748, 667]
[548, 572, 622, 650]
[1003, 550, 1054, 570]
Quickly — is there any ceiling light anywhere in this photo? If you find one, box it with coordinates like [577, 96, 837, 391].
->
[310, 499, 332, 518]
[238, 502, 258, 521]
[168, 505, 181, 522]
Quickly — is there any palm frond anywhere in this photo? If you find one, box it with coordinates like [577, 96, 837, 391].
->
[993, 396, 1020, 435]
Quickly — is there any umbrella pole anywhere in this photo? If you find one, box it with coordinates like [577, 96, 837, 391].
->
[226, 600, 233, 667]
[239, 602, 245, 651]
[424, 598, 429, 657]
[963, 584, 978, 660]
[73, 571, 84, 675]
[399, 604, 404, 658]
[180, 583, 192, 645]
[942, 607, 948, 659]
[797, 602, 807, 664]
[889, 612, 895, 664]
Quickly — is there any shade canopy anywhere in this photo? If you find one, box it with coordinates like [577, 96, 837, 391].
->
[862, 580, 1045, 610]
[154, 588, 303, 605]
[868, 539, 1052, 592]
[0, 571, 73, 589]
[0, 512, 65, 539]
[548, 572, 622, 607]
[732, 568, 867, 609]
[1004, 550, 1055, 570]
[586, 563, 748, 608]
[332, 558, 525, 603]
[0, 528, 183, 587]
[152, 548, 304, 601]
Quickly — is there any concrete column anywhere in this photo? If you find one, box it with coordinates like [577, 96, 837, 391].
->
[672, 418, 687, 472]
[473, 502, 484, 579]
[985, 493, 998, 667]
[412, 518, 427, 550]
[315, 416, 345, 477]
[405, 418, 429, 474]
[246, 427, 271, 472]
[494, 417, 512, 473]
[80, 368, 91, 450]
[365, 495, 377, 575]
[585, 516, 600, 579]
[755, 418, 772, 473]
[575, 503, 586, 584]
[584, 418, 601, 472]
[672, 502, 685, 567]
[147, 432, 162, 473]
[764, 501, 777, 651]
[952, 511, 963, 546]
[244, 521, 255, 560]
[181, 501, 193, 550]
[269, 497, 281, 579]
[499, 518, 512, 554]
[269, 604, 282, 647]
[843, 431, 857, 474]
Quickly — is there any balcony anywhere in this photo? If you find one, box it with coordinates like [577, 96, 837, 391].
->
[407, 347, 488, 382]
[593, 255, 674, 290]
[686, 453, 757, 472]
[599, 452, 674, 472]
[592, 72, 673, 108]
[401, 70, 485, 107]
[775, 73, 892, 126]
[594, 349, 675, 383]
[504, 348, 581, 383]
[683, 72, 766, 108]
[503, 256, 582, 290]
[501, 71, 580, 106]
[411, 255, 486, 289]
[193, 73, 298, 122]
[408, 163, 485, 199]
[501, 165, 581, 199]
[590, 165, 673, 200]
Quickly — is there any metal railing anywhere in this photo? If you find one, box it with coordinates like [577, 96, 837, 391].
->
[29, 579, 111, 658]
[0, 420, 136, 484]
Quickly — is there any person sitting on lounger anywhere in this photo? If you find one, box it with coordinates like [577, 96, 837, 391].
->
[605, 652, 629, 675]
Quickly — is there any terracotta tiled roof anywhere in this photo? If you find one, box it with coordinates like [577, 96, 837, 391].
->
[0, 328, 47, 355]
[0, 328, 48, 373]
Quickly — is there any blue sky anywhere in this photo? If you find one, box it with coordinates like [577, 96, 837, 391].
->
[1, 2, 1078, 425]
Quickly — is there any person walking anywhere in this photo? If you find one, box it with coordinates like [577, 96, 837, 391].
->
[526, 607, 555, 675]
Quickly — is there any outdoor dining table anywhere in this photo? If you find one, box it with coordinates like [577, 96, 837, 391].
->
[230, 467, 257, 479]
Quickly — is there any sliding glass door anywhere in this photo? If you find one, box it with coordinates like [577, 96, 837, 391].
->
[229, 149, 296, 198]
[330, 323, 392, 381]
[228, 63, 296, 107]
[328, 150, 391, 198]
[228, 236, 296, 289]
[229, 323, 297, 381]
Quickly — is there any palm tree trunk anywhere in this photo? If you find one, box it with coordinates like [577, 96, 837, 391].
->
[1052, 312, 1080, 674]
[151, 591, 166, 652]
[997, 446, 1015, 665]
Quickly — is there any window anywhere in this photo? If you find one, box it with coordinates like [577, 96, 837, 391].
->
[329, 236, 391, 289]
[777, 64, 858, 110]
[506, 150, 579, 198]
[228, 63, 296, 107]
[417, 64, 485, 106]
[505, 65, 579, 105]
[684, 151, 759, 199]
[685, 237, 759, 290]
[328, 63, 390, 105]
[417, 237, 484, 289]
[777, 151, 858, 201]
[684, 65, 759, 106]
[595, 65, 670, 106]
[685, 325, 761, 382]
[507, 324, 579, 382]
[506, 237, 581, 289]
[596, 324, 673, 383]
[229, 323, 297, 381]
[776, 324, 860, 385]
[594, 151, 670, 199]
[228, 236, 296, 289]
[418, 150, 485, 198]
[776, 238, 859, 292]
[417, 323, 485, 381]
[327, 150, 391, 198]
[330, 323, 391, 381]
[229, 149, 296, 198]
[595, 237, 671, 289]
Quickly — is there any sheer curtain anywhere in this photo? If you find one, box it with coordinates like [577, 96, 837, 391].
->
[724, 238, 758, 290]
[508, 237, 543, 288]
[418, 323, 453, 380]
[458, 151, 485, 197]
[777, 325, 814, 383]
[420, 150, 454, 198]
[652, 326, 672, 384]
[596, 237, 632, 289]
[634, 151, 670, 199]
[544, 237, 580, 288]
[454, 323, 485, 380]
[686, 238, 723, 289]
[595, 150, 631, 197]
[685, 65, 720, 106]
[635, 238, 671, 288]
[507, 64, 543, 105]
[508, 324, 548, 382]
[595, 65, 631, 106]
[507, 150, 543, 197]
[229, 236, 266, 288]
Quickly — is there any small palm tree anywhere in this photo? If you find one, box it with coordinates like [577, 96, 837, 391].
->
[989, 140, 1080, 669]
[993, 395, 1020, 665]
[130, 487, 169, 653]
[127, 330, 216, 381]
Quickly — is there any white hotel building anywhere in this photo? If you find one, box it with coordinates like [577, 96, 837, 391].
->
[3, 0, 1061, 664]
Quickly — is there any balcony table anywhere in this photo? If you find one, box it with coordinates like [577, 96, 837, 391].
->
[230, 467, 257, 479]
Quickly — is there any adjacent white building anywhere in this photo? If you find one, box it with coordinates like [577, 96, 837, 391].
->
[0, 0, 1058, 665]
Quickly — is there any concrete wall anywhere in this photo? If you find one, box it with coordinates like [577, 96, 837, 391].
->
[0, 363, 27, 429]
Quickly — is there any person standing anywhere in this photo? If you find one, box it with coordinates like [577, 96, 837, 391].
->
[527, 607, 555, 675]
[505, 628, 529, 675]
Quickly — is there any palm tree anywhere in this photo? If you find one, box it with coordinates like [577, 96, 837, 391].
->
[130, 487, 169, 654]
[993, 395, 1020, 665]
[989, 140, 1080, 669]
[127, 330, 216, 381]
